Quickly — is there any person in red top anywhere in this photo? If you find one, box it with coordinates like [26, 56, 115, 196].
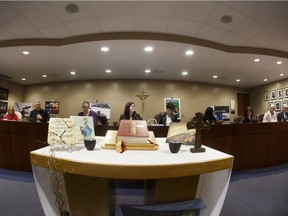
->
[2, 106, 19, 121]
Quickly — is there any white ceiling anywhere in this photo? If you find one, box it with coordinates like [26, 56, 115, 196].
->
[0, 1, 288, 88]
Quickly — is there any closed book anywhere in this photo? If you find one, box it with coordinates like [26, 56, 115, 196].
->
[117, 120, 149, 144]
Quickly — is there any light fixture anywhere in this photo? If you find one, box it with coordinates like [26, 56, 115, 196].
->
[145, 69, 151, 73]
[213, 75, 218, 79]
[264, 78, 268, 82]
[22, 51, 29, 55]
[182, 71, 188, 75]
[65, 3, 79, 14]
[101, 47, 109, 52]
[280, 73, 284, 76]
[21, 78, 26, 81]
[42, 75, 47, 78]
[144, 46, 153, 52]
[105, 69, 111, 73]
[185, 50, 194, 56]
[70, 71, 76, 75]
[236, 79, 240, 82]
[221, 15, 233, 24]
[277, 61, 282, 64]
[254, 59, 260, 62]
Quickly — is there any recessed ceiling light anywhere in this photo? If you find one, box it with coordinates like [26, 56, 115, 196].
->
[22, 51, 29, 55]
[264, 78, 268, 82]
[277, 61, 282, 64]
[144, 46, 153, 52]
[145, 69, 151, 73]
[236, 79, 240, 82]
[185, 50, 194, 56]
[106, 69, 111, 73]
[21, 78, 26, 81]
[280, 73, 284, 76]
[101, 47, 109, 52]
[42, 75, 47, 78]
[254, 59, 260, 62]
[70, 71, 76, 75]
[182, 71, 188, 75]
[213, 75, 218, 79]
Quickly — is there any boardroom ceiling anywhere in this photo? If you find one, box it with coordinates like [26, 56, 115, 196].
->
[0, 1, 288, 88]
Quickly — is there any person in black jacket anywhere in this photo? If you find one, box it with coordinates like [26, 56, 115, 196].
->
[157, 103, 179, 126]
[277, 103, 288, 122]
[119, 102, 142, 121]
[28, 100, 50, 122]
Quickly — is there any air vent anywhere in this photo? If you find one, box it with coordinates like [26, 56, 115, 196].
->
[65, 4, 79, 14]
[0, 73, 11, 80]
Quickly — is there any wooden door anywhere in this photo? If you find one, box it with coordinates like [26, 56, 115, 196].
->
[237, 93, 250, 116]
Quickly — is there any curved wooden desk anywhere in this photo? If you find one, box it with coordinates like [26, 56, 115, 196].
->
[31, 137, 233, 216]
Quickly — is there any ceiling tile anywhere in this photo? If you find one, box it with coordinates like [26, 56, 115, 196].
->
[65, 17, 101, 35]
[134, 15, 170, 32]
[0, 27, 16, 40]
[0, 2, 19, 25]
[9, 1, 43, 13]
[39, 23, 71, 38]
[166, 19, 203, 37]
[196, 25, 227, 42]
[50, 1, 95, 22]
[172, 1, 218, 23]
[205, 4, 245, 31]
[222, 1, 260, 15]
[22, 3, 61, 29]
[3, 15, 36, 37]
[221, 32, 248, 46]
[134, 1, 175, 16]
[97, 15, 134, 32]
[232, 17, 264, 40]
[91, 1, 133, 16]
[22, 30, 44, 39]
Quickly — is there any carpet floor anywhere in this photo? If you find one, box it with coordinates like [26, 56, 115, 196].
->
[1, 164, 288, 216]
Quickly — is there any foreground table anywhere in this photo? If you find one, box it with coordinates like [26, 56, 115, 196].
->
[31, 137, 233, 216]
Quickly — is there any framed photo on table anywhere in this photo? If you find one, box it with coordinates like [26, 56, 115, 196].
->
[264, 91, 270, 101]
[270, 90, 276, 100]
[277, 89, 283, 99]
[164, 98, 181, 120]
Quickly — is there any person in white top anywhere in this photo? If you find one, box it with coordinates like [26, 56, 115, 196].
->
[263, 103, 277, 122]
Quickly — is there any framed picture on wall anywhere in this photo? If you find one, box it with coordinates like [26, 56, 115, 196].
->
[281, 101, 287, 108]
[270, 90, 276, 100]
[0, 101, 8, 113]
[264, 91, 270, 101]
[164, 98, 181, 120]
[284, 87, 288, 98]
[275, 101, 281, 112]
[0, 87, 9, 100]
[268, 102, 273, 110]
[277, 89, 283, 99]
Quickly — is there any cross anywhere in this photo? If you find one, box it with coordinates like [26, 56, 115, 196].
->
[136, 89, 150, 113]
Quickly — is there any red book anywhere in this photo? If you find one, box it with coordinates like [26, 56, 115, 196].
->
[117, 120, 149, 144]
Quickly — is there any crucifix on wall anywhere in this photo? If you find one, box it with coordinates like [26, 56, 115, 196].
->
[136, 89, 150, 113]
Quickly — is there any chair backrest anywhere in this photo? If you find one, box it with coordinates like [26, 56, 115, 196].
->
[257, 113, 264, 123]
[15, 111, 22, 121]
[153, 112, 162, 124]
[234, 116, 242, 124]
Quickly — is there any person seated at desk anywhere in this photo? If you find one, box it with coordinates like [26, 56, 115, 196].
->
[240, 106, 253, 123]
[263, 103, 277, 122]
[277, 104, 288, 122]
[1, 106, 19, 121]
[78, 100, 98, 125]
[119, 102, 142, 121]
[156, 103, 179, 126]
[28, 100, 49, 122]
[203, 106, 216, 124]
